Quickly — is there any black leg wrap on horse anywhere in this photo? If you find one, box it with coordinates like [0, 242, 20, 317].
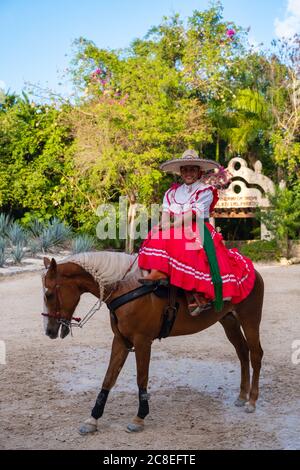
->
[91, 388, 109, 419]
[137, 388, 150, 419]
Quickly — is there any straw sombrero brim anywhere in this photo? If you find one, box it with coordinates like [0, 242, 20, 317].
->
[160, 158, 220, 175]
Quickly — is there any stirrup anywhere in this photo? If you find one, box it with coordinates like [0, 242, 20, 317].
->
[189, 302, 213, 316]
[138, 278, 169, 286]
[187, 291, 212, 316]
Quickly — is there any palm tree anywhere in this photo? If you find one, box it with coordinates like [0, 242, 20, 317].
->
[224, 88, 273, 168]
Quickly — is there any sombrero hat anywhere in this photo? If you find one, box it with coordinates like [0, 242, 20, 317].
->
[160, 149, 220, 175]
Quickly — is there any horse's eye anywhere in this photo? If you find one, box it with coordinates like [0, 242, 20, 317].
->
[45, 291, 54, 300]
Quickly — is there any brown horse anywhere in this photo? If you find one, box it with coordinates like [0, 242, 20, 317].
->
[41, 251, 264, 434]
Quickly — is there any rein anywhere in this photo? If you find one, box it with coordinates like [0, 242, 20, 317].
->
[41, 297, 102, 329]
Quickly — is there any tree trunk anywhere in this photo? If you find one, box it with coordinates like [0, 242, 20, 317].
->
[126, 196, 137, 254]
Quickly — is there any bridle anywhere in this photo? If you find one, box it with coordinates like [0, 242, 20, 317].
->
[41, 278, 105, 335]
[41, 254, 139, 335]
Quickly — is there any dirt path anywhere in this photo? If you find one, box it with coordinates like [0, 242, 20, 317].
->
[0, 265, 299, 450]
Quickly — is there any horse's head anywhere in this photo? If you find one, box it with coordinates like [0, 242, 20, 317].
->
[42, 257, 82, 339]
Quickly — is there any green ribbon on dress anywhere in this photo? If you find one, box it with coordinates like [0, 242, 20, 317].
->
[202, 222, 223, 312]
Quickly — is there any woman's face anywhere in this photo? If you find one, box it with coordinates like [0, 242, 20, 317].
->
[180, 165, 202, 185]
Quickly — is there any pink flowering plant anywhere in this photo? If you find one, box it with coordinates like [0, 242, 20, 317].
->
[226, 28, 236, 38]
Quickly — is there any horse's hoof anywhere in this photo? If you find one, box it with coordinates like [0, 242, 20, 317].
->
[126, 417, 144, 433]
[79, 417, 98, 435]
[234, 397, 247, 407]
[126, 422, 144, 433]
[244, 402, 256, 413]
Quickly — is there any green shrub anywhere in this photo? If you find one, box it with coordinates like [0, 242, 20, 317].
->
[239, 239, 281, 262]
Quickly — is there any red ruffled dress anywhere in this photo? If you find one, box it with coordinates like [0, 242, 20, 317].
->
[138, 181, 256, 304]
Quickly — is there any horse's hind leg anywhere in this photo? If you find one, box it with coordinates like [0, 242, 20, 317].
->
[236, 289, 264, 413]
[126, 334, 152, 433]
[219, 312, 250, 406]
[79, 335, 129, 435]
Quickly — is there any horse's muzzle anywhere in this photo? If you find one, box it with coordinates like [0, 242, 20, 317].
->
[60, 324, 70, 339]
[46, 328, 59, 339]
[46, 323, 70, 339]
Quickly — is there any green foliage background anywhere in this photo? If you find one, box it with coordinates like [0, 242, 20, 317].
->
[0, 2, 299, 246]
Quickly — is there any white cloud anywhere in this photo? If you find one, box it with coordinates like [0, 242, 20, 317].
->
[289, 0, 300, 16]
[0, 80, 6, 90]
[274, 0, 300, 37]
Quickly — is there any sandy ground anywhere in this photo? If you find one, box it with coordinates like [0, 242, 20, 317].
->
[0, 264, 299, 450]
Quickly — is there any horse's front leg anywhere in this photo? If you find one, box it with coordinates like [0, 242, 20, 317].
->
[126, 334, 152, 433]
[79, 335, 129, 434]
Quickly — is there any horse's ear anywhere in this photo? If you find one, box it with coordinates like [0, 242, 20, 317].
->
[49, 258, 57, 273]
[44, 257, 57, 273]
[43, 257, 51, 269]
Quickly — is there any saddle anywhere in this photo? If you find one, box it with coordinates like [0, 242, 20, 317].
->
[139, 276, 211, 315]
[154, 283, 212, 316]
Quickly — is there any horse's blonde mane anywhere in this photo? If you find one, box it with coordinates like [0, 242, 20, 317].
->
[61, 251, 140, 297]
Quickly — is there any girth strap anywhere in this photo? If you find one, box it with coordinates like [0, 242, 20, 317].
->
[107, 284, 157, 312]
[158, 285, 179, 340]
[108, 284, 159, 351]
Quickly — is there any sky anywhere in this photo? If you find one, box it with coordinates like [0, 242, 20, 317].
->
[0, 0, 299, 96]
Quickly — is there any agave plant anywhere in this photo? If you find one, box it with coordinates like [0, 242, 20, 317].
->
[39, 229, 55, 252]
[0, 213, 12, 237]
[27, 218, 46, 238]
[39, 218, 72, 252]
[0, 237, 7, 267]
[48, 217, 72, 241]
[28, 237, 42, 255]
[71, 234, 95, 254]
[11, 242, 25, 264]
[0, 251, 7, 267]
[7, 222, 28, 245]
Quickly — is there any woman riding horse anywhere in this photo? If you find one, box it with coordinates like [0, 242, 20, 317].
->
[138, 149, 256, 314]
[42, 150, 264, 434]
